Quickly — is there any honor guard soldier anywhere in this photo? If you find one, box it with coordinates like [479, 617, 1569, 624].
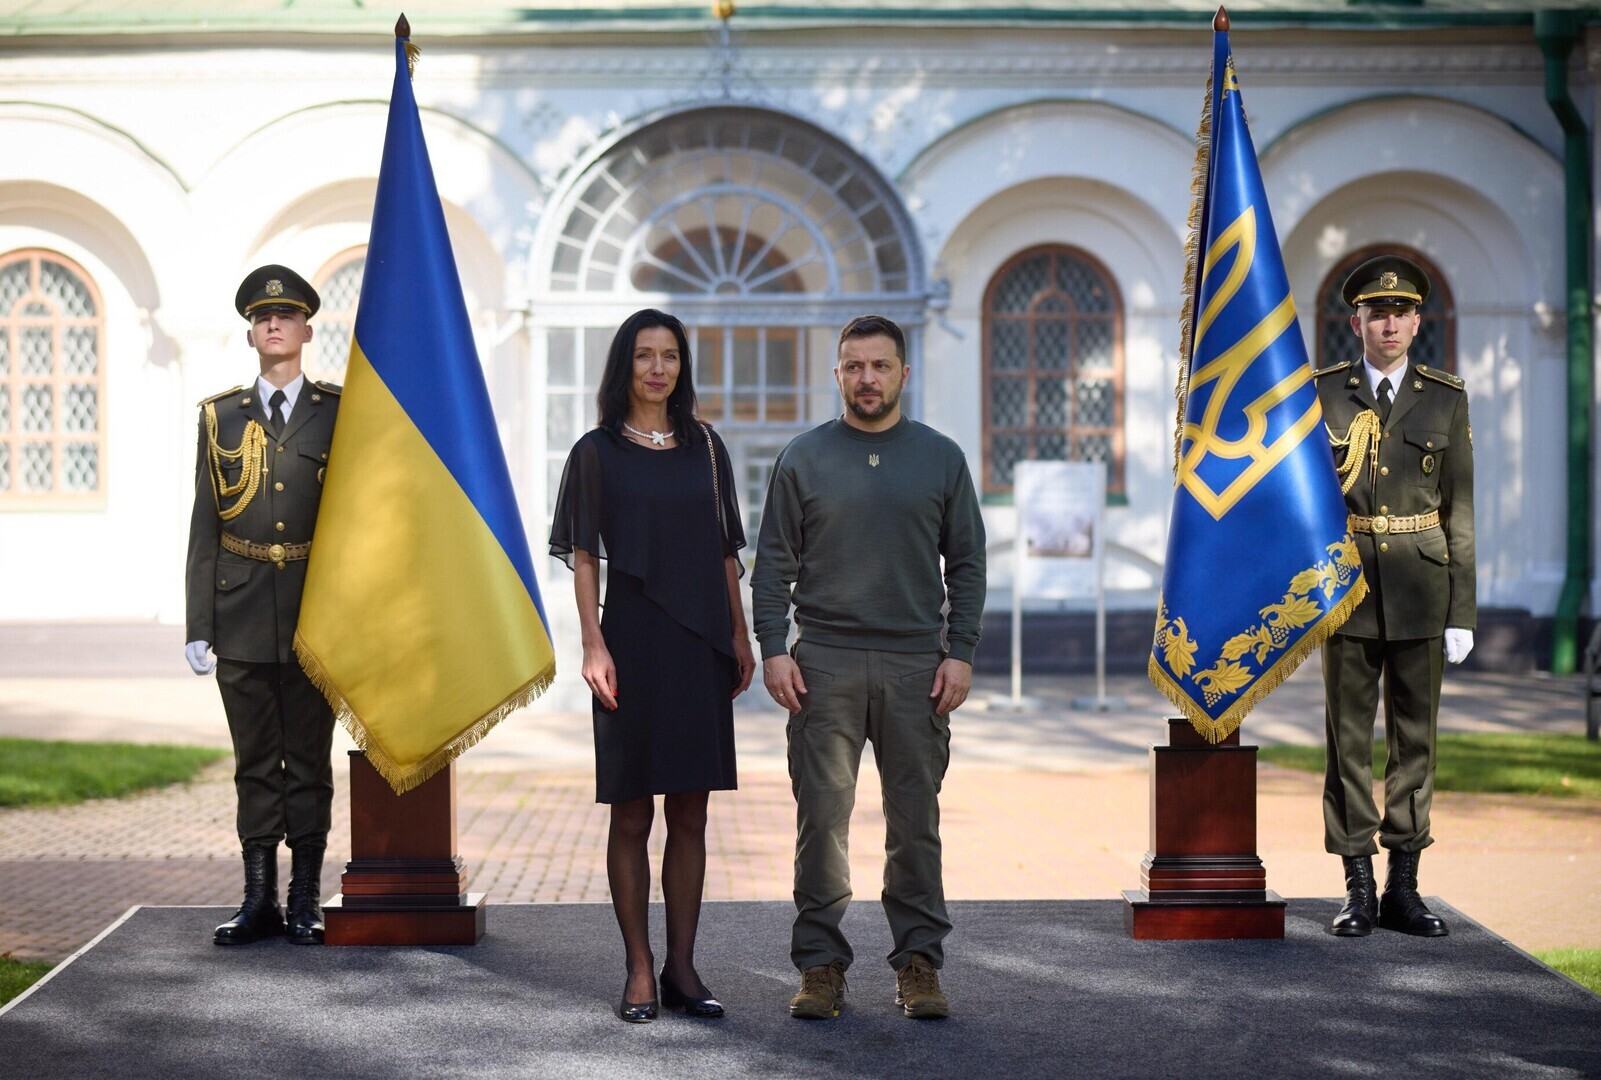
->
[185, 265, 341, 946]
[1316, 254, 1475, 938]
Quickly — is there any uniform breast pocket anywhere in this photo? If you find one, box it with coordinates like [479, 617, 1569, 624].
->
[1402, 429, 1448, 487]
[299, 443, 330, 484]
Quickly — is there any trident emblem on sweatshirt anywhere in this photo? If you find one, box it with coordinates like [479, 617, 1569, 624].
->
[868, 454, 880, 467]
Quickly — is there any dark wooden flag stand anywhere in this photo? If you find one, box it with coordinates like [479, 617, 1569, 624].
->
[1123, 718, 1285, 939]
[324, 750, 486, 945]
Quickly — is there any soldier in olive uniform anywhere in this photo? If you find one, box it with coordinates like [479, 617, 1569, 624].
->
[1315, 254, 1475, 938]
[185, 265, 340, 946]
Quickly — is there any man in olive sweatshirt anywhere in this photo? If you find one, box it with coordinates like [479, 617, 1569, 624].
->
[752, 315, 986, 1022]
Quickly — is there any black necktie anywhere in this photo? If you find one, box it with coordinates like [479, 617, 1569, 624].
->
[268, 389, 287, 438]
[1376, 377, 1393, 423]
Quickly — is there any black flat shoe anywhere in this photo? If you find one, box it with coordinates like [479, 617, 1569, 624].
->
[617, 991, 657, 1023]
[660, 970, 725, 1018]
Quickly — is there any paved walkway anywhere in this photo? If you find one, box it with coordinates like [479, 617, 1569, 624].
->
[1, 624, 1597, 962]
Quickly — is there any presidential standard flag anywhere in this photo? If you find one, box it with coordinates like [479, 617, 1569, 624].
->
[295, 18, 556, 793]
[1148, 15, 1366, 742]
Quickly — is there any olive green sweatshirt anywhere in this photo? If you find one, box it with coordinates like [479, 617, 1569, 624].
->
[751, 416, 986, 662]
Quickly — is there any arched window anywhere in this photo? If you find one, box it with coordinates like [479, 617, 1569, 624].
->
[540, 107, 923, 541]
[1317, 246, 1455, 373]
[982, 245, 1124, 497]
[0, 250, 106, 503]
[310, 248, 365, 383]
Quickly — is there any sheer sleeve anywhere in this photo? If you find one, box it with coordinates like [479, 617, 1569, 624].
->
[708, 427, 747, 578]
[548, 431, 605, 571]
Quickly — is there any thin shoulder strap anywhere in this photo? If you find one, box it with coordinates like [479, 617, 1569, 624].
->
[701, 423, 726, 550]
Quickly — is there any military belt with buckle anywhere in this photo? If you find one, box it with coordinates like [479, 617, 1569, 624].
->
[221, 531, 310, 569]
[1347, 510, 1440, 536]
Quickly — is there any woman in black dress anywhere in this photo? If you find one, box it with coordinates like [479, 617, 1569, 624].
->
[549, 308, 754, 1023]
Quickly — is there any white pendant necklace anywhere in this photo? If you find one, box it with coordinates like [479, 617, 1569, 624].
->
[622, 420, 671, 447]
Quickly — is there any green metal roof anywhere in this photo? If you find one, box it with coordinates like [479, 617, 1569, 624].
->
[0, 1, 1595, 37]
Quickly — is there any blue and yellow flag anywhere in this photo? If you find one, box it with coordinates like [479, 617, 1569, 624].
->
[1149, 20, 1365, 742]
[295, 23, 555, 793]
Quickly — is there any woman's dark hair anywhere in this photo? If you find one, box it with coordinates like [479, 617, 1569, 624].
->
[596, 308, 701, 440]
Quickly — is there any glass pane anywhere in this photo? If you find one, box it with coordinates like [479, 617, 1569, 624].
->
[989, 433, 1026, 489]
[547, 392, 577, 452]
[63, 441, 97, 491]
[22, 441, 51, 491]
[1059, 254, 1112, 313]
[765, 391, 798, 423]
[0, 327, 8, 374]
[63, 326, 97, 376]
[1036, 432, 1068, 460]
[40, 260, 94, 317]
[583, 328, 612, 388]
[22, 383, 51, 432]
[1074, 433, 1113, 463]
[1037, 317, 1069, 372]
[765, 330, 797, 390]
[994, 255, 1047, 312]
[729, 328, 759, 420]
[1036, 378, 1068, 428]
[21, 326, 51, 376]
[1075, 377, 1114, 428]
[547, 328, 576, 385]
[0, 261, 27, 313]
[990, 376, 1028, 429]
[0, 441, 8, 491]
[991, 321, 1027, 372]
[0, 386, 8, 435]
[317, 320, 352, 378]
[63, 383, 96, 433]
[1078, 320, 1113, 369]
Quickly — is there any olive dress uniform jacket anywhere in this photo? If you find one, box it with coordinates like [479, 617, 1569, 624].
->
[185, 382, 341, 664]
[1316, 361, 1475, 641]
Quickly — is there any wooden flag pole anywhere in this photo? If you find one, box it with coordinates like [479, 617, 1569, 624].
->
[1122, 719, 1285, 940]
[323, 751, 486, 946]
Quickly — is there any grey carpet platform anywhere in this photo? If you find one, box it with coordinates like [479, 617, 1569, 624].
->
[2, 900, 1596, 1079]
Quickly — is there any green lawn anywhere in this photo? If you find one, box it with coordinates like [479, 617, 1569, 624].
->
[0, 954, 54, 1007]
[0, 737, 228, 808]
[1535, 949, 1601, 996]
[1258, 733, 1601, 798]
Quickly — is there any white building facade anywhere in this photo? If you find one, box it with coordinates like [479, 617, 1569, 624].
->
[0, 4, 1594, 674]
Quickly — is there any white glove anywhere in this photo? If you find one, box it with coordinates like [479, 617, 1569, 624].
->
[184, 640, 216, 676]
[1443, 628, 1473, 665]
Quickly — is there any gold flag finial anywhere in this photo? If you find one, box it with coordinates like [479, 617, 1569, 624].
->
[396, 13, 420, 78]
[713, 0, 735, 19]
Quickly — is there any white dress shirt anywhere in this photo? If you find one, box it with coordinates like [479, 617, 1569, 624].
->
[255, 373, 305, 426]
[1362, 356, 1407, 400]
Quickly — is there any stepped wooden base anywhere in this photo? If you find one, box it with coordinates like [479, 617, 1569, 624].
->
[1123, 719, 1285, 941]
[323, 751, 486, 947]
[323, 893, 486, 946]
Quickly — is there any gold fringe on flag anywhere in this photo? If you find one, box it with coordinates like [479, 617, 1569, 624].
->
[293, 630, 554, 794]
[1149, 573, 1368, 743]
[1174, 69, 1214, 477]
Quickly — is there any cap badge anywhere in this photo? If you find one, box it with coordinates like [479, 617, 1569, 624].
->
[265, 279, 284, 297]
[1379, 272, 1398, 290]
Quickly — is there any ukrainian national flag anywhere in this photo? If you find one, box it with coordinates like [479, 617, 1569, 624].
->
[1148, 16, 1365, 742]
[295, 21, 555, 793]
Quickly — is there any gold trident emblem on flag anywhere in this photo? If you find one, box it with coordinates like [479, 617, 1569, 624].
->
[1178, 206, 1323, 521]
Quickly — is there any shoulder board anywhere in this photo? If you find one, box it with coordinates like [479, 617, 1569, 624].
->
[311, 379, 342, 396]
[1416, 365, 1464, 390]
[196, 385, 245, 407]
[1314, 361, 1354, 378]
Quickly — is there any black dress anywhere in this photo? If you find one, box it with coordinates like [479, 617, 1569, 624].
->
[549, 424, 744, 803]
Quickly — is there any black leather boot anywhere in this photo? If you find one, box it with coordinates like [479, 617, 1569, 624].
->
[1378, 849, 1448, 936]
[214, 845, 286, 945]
[286, 845, 326, 945]
[1329, 854, 1378, 937]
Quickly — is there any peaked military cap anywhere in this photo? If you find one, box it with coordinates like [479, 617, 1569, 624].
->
[235, 264, 320, 320]
[1341, 254, 1430, 309]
